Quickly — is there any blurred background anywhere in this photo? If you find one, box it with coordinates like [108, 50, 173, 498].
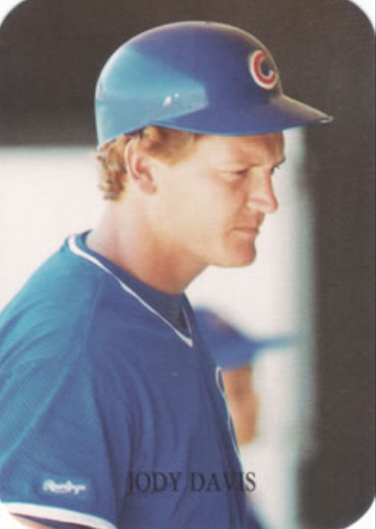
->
[0, 1, 374, 528]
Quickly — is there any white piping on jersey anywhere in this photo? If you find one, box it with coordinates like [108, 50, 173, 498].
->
[68, 236, 194, 348]
[5, 503, 117, 529]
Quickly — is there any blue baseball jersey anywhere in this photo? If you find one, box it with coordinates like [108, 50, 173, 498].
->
[0, 233, 251, 529]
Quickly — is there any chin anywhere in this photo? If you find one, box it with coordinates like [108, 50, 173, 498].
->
[216, 246, 258, 268]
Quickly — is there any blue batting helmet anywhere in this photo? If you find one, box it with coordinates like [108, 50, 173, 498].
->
[95, 21, 332, 146]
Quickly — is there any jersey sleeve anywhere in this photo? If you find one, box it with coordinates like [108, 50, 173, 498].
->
[0, 354, 132, 529]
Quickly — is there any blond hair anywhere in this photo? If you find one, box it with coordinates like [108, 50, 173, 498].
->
[96, 127, 198, 200]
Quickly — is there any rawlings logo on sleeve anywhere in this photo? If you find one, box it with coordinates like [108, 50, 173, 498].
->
[42, 479, 88, 496]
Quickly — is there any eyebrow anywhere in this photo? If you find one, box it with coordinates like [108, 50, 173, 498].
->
[236, 156, 287, 168]
[217, 154, 287, 170]
[275, 156, 287, 166]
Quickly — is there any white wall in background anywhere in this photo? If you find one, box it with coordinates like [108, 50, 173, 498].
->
[0, 147, 104, 309]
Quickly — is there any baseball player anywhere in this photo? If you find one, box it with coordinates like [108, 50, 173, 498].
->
[195, 308, 293, 445]
[195, 307, 294, 529]
[0, 21, 331, 529]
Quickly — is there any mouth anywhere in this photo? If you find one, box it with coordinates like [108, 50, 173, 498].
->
[234, 227, 260, 237]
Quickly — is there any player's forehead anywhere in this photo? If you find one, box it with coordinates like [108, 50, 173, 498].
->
[193, 132, 285, 167]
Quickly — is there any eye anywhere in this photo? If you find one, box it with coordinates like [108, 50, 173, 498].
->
[233, 169, 249, 177]
[221, 169, 249, 179]
[271, 157, 286, 176]
[271, 165, 282, 176]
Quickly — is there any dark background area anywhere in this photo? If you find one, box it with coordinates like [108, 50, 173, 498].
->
[0, 0, 374, 527]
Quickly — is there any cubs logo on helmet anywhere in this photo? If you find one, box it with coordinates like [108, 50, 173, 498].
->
[249, 50, 279, 90]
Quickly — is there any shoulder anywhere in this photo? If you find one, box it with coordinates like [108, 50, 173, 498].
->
[0, 240, 136, 379]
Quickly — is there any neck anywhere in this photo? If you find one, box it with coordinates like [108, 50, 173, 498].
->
[86, 203, 206, 294]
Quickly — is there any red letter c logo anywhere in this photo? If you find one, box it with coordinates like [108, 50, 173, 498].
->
[249, 50, 278, 90]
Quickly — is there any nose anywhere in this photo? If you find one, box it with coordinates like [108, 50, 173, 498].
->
[246, 173, 279, 215]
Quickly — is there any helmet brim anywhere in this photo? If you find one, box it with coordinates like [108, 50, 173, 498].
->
[152, 94, 333, 136]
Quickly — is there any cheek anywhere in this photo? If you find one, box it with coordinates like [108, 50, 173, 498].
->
[185, 186, 236, 230]
[158, 167, 245, 234]
[204, 186, 246, 227]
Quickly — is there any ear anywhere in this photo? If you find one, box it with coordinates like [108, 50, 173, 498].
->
[125, 139, 157, 194]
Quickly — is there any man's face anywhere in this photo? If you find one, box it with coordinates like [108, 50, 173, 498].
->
[150, 132, 285, 271]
